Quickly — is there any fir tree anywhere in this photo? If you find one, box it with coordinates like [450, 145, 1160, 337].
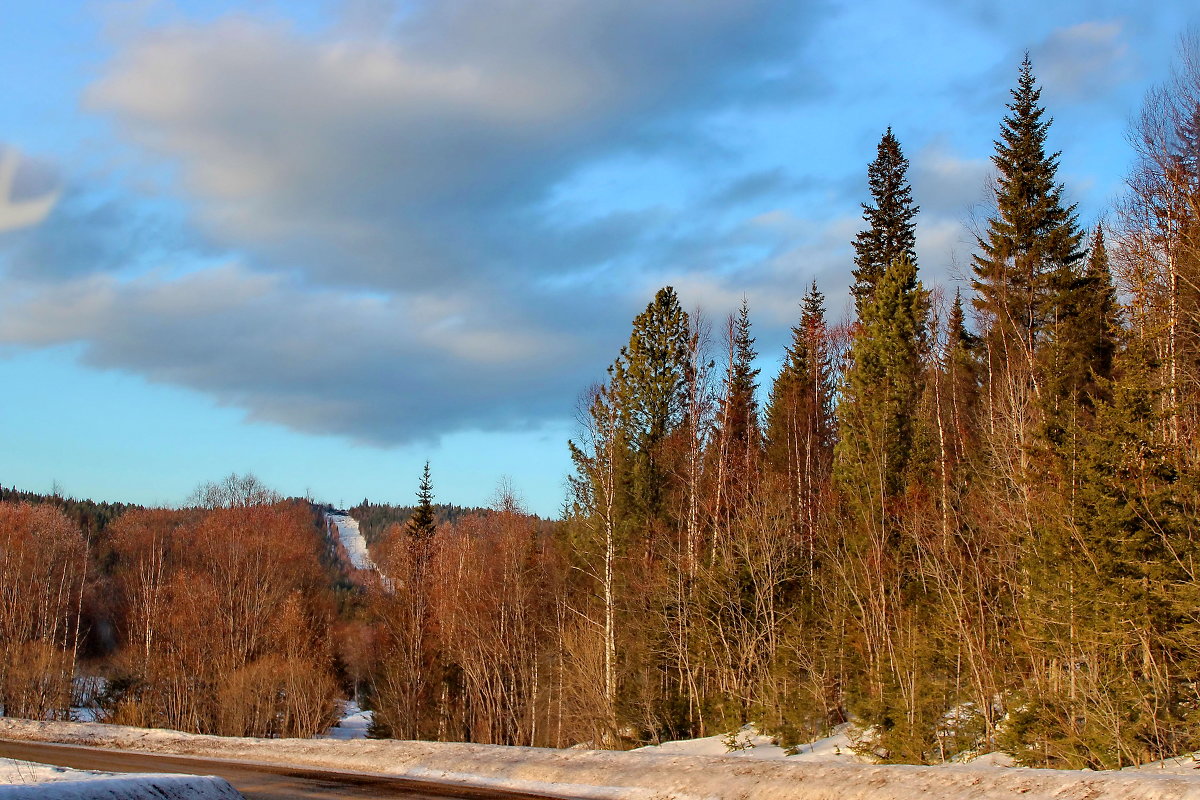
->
[972, 56, 1085, 371]
[406, 462, 436, 541]
[852, 128, 919, 316]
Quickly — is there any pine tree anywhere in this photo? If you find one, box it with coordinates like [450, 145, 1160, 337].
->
[406, 462, 436, 541]
[852, 128, 919, 316]
[972, 56, 1084, 374]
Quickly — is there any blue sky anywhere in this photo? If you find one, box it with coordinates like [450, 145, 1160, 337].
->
[0, 0, 1194, 516]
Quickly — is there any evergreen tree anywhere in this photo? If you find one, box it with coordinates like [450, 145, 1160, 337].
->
[852, 128, 919, 316]
[765, 281, 834, 525]
[406, 462, 436, 541]
[834, 255, 935, 760]
[608, 286, 692, 526]
[972, 56, 1085, 371]
[719, 298, 762, 465]
[1005, 340, 1200, 767]
[1041, 224, 1120, 444]
[837, 255, 929, 497]
[945, 289, 981, 438]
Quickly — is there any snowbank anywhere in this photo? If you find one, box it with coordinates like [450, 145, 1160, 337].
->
[0, 757, 242, 799]
[3, 719, 1200, 799]
[634, 724, 865, 764]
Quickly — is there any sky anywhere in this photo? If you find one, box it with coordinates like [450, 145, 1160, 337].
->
[0, 0, 1195, 516]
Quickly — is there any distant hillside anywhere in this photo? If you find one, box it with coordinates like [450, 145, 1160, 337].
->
[0, 485, 136, 536]
[342, 500, 491, 546]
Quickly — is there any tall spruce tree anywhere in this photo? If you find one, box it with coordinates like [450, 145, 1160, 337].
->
[852, 128, 919, 316]
[972, 56, 1085, 373]
[406, 461, 436, 541]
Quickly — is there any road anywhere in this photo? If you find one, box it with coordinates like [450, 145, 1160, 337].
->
[0, 739, 572, 800]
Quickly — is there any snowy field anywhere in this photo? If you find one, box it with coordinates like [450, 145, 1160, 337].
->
[325, 513, 377, 572]
[0, 757, 242, 799]
[3, 719, 1200, 799]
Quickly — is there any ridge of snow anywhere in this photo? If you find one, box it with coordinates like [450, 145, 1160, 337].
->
[0, 757, 243, 799]
[4, 719, 1200, 799]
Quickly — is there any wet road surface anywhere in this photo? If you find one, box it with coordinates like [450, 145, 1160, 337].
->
[0, 739, 573, 800]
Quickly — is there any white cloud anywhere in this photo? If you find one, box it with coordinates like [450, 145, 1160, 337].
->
[0, 148, 60, 233]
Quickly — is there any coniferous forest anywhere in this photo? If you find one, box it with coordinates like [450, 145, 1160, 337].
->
[4, 49, 1200, 770]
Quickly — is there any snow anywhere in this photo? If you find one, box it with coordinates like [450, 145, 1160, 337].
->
[4, 719, 1200, 799]
[633, 723, 864, 763]
[317, 700, 372, 740]
[325, 513, 376, 572]
[0, 757, 242, 799]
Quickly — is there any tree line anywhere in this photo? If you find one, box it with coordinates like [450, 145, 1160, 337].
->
[2, 45, 1200, 768]
[558, 48, 1200, 766]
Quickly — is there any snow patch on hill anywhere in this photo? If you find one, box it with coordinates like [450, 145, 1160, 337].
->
[0, 757, 242, 799]
[3, 718, 1200, 799]
[325, 513, 377, 572]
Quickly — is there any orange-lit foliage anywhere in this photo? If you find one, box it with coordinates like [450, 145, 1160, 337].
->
[0, 502, 87, 720]
[104, 501, 338, 736]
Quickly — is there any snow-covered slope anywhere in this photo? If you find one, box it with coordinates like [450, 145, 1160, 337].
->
[0, 757, 242, 799]
[4, 719, 1200, 800]
[325, 513, 377, 572]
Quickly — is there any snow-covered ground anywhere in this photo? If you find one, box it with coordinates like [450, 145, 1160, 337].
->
[0, 757, 242, 799]
[317, 700, 372, 740]
[636, 724, 1015, 767]
[2, 719, 1199, 800]
[635, 723, 865, 763]
[325, 513, 377, 572]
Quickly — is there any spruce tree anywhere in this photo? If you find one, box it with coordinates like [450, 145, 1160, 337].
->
[1005, 340, 1200, 767]
[765, 281, 834, 513]
[972, 56, 1084, 370]
[947, 290, 980, 414]
[837, 255, 929, 497]
[835, 255, 934, 760]
[607, 286, 692, 527]
[406, 461, 436, 541]
[1041, 224, 1120, 445]
[720, 298, 762, 461]
[852, 128, 919, 316]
